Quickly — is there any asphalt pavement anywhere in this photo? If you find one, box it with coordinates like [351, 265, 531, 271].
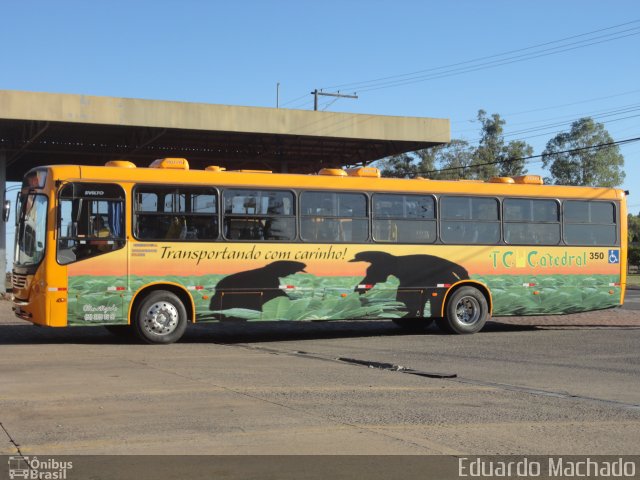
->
[623, 287, 640, 310]
[1, 295, 639, 457]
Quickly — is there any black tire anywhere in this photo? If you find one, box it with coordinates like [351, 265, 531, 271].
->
[392, 317, 434, 332]
[441, 286, 488, 334]
[133, 290, 188, 344]
[104, 325, 133, 338]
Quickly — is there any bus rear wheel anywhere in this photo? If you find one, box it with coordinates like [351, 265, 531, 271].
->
[392, 317, 434, 332]
[440, 286, 488, 334]
[133, 290, 187, 344]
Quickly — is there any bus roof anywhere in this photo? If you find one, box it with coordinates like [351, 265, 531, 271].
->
[40, 160, 625, 201]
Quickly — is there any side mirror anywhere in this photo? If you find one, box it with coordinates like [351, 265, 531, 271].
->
[2, 200, 10, 222]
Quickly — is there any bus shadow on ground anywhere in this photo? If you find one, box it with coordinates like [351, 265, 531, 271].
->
[0, 320, 537, 345]
[183, 320, 537, 344]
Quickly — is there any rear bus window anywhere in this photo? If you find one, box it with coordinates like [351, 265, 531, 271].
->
[564, 201, 617, 245]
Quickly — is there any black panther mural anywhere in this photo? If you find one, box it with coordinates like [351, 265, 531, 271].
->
[350, 251, 469, 317]
[209, 260, 307, 317]
[208, 253, 469, 321]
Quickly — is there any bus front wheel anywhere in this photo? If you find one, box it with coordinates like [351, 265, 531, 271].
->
[440, 287, 488, 334]
[133, 290, 187, 344]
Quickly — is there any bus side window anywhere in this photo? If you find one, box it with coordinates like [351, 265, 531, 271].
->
[440, 196, 500, 245]
[165, 216, 187, 239]
[300, 191, 368, 243]
[56, 183, 126, 265]
[563, 200, 616, 245]
[372, 193, 435, 244]
[222, 189, 295, 241]
[136, 214, 158, 239]
[134, 186, 218, 241]
[504, 198, 560, 246]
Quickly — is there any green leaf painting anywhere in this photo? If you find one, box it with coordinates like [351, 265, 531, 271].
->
[472, 274, 621, 315]
[67, 271, 621, 326]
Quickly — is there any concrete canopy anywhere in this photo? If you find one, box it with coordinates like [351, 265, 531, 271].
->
[0, 90, 449, 181]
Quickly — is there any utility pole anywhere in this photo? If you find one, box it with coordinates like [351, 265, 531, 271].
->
[276, 82, 280, 109]
[311, 89, 358, 111]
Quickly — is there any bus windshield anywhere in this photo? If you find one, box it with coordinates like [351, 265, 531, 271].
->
[15, 193, 48, 268]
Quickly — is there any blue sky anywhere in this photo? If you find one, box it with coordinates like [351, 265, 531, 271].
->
[2, 1, 640, 266]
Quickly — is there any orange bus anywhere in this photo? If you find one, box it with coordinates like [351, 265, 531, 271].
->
[11, 158, 627, 344]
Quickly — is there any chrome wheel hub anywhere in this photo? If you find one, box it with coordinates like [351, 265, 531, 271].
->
[455, 296, 480, 325]
[143, 301, 179, 336]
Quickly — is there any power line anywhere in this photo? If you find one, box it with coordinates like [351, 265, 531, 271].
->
[453, 107, 640, 149]
[422, 136, 640, 175]
[278, 19, 640, 109]
[323, 19, 640, 91]
[321, 96, 342, 111]
[502, 112, 640, 140]
[357, 29, 640, 93]
[452, 88, 640, 124]
[453, 99, 640, 134]
[496, 113, 640, 146]
[279, 93, 311, 108]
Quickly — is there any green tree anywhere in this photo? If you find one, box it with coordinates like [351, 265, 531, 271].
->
[379, 140, 473, 179]
[420, 139, 474, 180]
[379, 153, 417, 178]
[629, 213, 640, 244]
[413, 147, 437, 177]
[541, 117, 625, 187]
[629, 246, 640, 268]
[380, 110, 531, 180]
[500, 140, 532, 177]
[471, 110, 530, 179]
[471, 110, 503, 179]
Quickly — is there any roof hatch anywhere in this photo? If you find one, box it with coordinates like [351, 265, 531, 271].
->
[149, 158, 189, 170]
[513, 175, 544, 185]
[346, 167, 380, 178]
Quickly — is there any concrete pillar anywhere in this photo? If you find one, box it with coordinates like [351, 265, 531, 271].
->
[0, 151, 6, 280]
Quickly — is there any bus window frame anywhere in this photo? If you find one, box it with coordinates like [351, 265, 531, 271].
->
[15, 191, 49, 272]
[562, 199, 619, 247]
[125, 182, 621, 249]
[371, 192, 437, 244]
[299, 189, 370, 244]
[438, 194, 502, 245]
[132, 183, 221, 243]
[221, 186, 298, 243]
[502, 197, 562, 246]
[56, 181, 127, 266]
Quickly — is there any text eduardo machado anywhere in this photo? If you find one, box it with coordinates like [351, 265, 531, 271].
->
[458, 456, 636, 478]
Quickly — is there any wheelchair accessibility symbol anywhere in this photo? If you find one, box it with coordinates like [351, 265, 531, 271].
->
[608, 250, 620, 264]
